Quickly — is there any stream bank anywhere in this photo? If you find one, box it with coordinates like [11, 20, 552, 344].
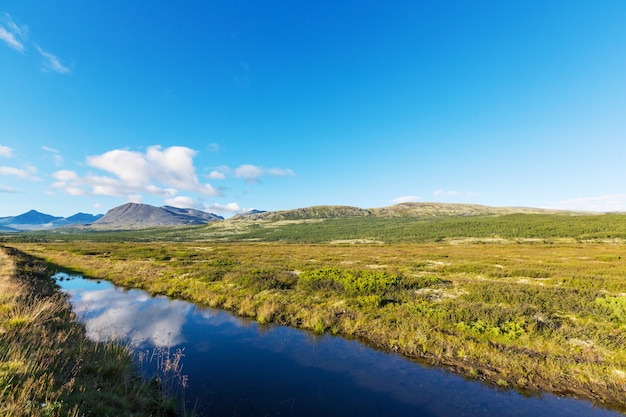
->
[0, 246, 176, 417]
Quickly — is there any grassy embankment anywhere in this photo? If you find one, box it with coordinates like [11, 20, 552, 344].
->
[0, 246, 179, 417]
[12, 240, 626, 412]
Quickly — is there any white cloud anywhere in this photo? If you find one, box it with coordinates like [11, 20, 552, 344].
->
[0, 145, 13, 158]
[1, 14, 70, 74]
[0, 14, 26, 53]
[208, 164, 294, 183]
[235, 164, 263, 182]
[208, 143, 220, 152]
[205, 202, 243, 215]
[392, 195, 421, 204]
[2, 14, 27, 39]
[53, 170, 78, 181]
[53, 145, 221, 202]
[35, 45, 71, 74]
[66, 187, 88, 196]
[0, 27, 23, 51]
[0, 185, 16, 193]
[147, 146, 218, 193]
[234, 164, 295, 183]
[87, 150, 150, 183]
[43, 146, 64, 166]
[145, 184, 177, 197]
[0, 165, 39, 180]
[164, 196, 199, 209]
[208, 171, 226, 180]
[87, 175, 125, 196]
[266, 167, 295, 176]
[545, 194, 626, 212]
[127, 194, 143, 204]
[82, 175, 174, 198]
[86, 146, 220, 196]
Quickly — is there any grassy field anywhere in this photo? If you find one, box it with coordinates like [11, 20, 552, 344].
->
[0, 246, 179, 417]
[4, 212, 626, 244]
[10, 239, 626, 412]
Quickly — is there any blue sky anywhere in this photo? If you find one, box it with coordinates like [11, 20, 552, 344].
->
[1, 1, 625, 217]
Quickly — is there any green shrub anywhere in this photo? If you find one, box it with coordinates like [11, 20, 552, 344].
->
[299, 268, 399, 296]
[456, 318, 526, 340]
[595, 296, 626, 326]
[355, 295, 384, 308]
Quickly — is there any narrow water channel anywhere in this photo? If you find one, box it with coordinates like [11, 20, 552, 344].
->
[54, 272, 622, 417]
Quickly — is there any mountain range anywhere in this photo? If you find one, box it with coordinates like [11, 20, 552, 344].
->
[0, 203, 227, 232]
[0, 210, 104, 232]
[0, 201, 588, 232]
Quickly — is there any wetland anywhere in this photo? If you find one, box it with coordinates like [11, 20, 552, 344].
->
[54, 270, 622, 416]
[9, 240, 626, 414]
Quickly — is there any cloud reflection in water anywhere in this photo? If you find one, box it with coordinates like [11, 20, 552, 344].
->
[59, 275, 192, 347]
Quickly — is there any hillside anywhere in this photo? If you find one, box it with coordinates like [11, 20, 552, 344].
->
[91, 203, 223, 229]
[368, 202, 577, 217]
[236, 205, 372, 221]
[230, 202, 581, 222]
[194, 212, 625, 244]
[3, 202, 624, 242]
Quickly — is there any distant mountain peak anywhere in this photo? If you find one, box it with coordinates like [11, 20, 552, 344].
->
[12, 210, 62, 224]
[91, 202, 222, 229]
[0, 209, 102, 231]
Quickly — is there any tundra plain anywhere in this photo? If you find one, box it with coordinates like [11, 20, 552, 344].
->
[3, 210, 626, 413]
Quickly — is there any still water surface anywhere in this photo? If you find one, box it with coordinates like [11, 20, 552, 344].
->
[54, 272, 622, 417]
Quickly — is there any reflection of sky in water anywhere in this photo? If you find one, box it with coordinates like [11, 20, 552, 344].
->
[54, 272, 622, 417]
[56, 272, 191, 347]
[198, 321, 619, 417]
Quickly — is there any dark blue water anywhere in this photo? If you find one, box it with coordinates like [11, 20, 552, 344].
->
[54, 272, 623, 417]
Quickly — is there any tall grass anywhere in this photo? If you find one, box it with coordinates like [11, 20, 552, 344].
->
[0, 246, 177, 416]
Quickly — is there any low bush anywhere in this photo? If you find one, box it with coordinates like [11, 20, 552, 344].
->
[299, 268, 399, 296]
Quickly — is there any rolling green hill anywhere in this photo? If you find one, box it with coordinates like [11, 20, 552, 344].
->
[4, 211, 626, 244]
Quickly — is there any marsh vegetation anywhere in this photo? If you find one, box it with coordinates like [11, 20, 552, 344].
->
[0, 246, 178, 416]
[10, 239, 626, 411]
